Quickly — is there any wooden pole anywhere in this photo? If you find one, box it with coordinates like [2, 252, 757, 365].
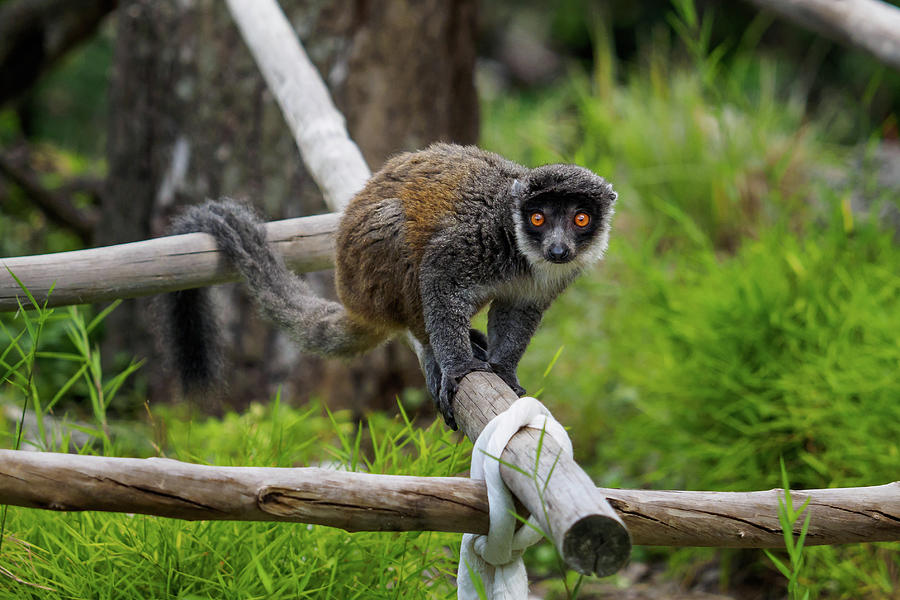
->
[0, 213, 338, 310]
[0, 450, 488, 533]
[603, 484, 900, 547]
[453, 373, 631, 575]
[225, 0, 370, 210]
[1, 451, 897, 548]
[744, 0, 900, 72]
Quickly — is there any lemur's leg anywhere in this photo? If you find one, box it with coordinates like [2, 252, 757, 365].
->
[486, 299, 547, 396]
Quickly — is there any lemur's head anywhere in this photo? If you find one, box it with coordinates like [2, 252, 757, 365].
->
[510, 164, 616, 270]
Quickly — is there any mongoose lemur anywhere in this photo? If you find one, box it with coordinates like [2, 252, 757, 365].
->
[163, 143, 616, 429]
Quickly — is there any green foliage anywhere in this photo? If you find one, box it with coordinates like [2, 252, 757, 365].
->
[515, 200, 900, 595]
[0, 284, 473, 597]
[581, 206, 900, 491]
[0, 302, 142, 454]
[484, 55, 820, 252]
[483, 2, 899, 595]
[22, 30, 113, 157]
[0, 406, 471, 598]
[2, 365, 470, 598]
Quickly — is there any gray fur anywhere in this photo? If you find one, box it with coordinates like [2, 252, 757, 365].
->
[163, 199, 382, 394]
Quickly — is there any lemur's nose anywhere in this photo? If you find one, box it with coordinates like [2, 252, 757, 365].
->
[547, 244, 570, 262]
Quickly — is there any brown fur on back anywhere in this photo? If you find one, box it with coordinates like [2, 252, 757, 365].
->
[335, 144, 518, 340]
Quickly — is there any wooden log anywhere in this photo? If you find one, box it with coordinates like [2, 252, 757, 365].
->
[0, 213, 338, 311]
[602, 484, 900, 547]
[1, 450, 896, 548]
[0, 450, 488, 533]
[745, 0, 900, 72]
[453, 372, 631, 576]
[225, 0, 370, 210]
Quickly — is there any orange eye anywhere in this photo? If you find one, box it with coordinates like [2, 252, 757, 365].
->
[574, 212, 590, 227]
[530, 212, 545, 227]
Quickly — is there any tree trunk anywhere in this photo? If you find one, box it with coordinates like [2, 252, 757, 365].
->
[102, 0, 478, 416]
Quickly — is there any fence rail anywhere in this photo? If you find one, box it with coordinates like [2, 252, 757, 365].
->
[1, 450, 897, 548]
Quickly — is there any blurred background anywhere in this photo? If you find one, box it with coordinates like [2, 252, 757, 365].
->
[0, 1, 898, 598]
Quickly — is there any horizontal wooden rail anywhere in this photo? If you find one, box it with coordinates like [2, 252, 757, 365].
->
[1, 450, 897, 548]
[0, 213, 339, 311]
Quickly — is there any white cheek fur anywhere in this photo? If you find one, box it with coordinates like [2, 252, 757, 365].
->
[511, 208, 545, 266]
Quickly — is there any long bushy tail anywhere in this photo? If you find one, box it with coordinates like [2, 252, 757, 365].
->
[162, 199, 384, 393]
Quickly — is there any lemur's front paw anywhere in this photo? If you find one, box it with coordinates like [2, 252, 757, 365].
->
[491, 365, 527, 397]
[437, 359, 492, 431]
[436, 373, 459, 430]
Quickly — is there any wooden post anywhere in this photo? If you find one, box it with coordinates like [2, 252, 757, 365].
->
[453, 373, 631, 576]
[225, 0, 371, 210]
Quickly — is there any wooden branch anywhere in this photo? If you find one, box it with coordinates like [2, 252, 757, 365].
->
[1, 450, 896, 548]
[225, 0, 370, 210]
[603, 484, 900, 547]
[0, 213, 338, 311]
[453, 372, 631, 576]
[744, 0, 900, 71]
[0, 450, 488, 533]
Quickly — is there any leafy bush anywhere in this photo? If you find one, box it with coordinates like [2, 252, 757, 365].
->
[482, 4, 899, 593]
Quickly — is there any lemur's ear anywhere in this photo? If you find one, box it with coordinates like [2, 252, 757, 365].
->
[510, 178, 527, 197]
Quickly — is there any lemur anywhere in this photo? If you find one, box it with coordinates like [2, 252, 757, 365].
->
[162, 143, 616, 429]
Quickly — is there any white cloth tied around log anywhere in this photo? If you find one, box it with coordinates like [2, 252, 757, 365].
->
[457, 396, 573, 600]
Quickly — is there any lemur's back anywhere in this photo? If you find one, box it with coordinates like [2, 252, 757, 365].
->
[335, 144, 523, 340]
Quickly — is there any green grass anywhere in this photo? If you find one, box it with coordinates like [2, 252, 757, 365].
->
[512, 199, 900, 596]
[571, 207, 900, 491]
[1, 400, 473, 599]
[0, 293, 476, 598]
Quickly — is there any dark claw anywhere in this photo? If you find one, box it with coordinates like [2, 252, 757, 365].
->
[491, 365, 526, 397]
[437, 372, 459, 430]
[435, 359, 492, 431]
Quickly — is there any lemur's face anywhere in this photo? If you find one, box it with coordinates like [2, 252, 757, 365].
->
[517, 194, 608, 266]
[510, 165, 616, 271]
